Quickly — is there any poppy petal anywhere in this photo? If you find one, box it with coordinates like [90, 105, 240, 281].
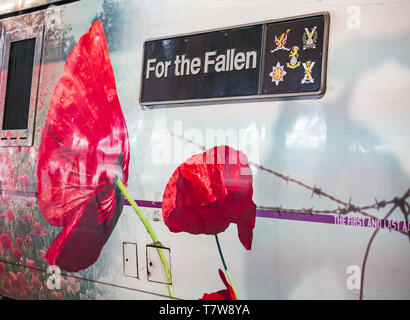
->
[199, 269, 236, 300]
[45, 187, 123, 272]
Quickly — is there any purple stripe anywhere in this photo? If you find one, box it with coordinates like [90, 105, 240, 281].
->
[255, 208, 409, 232]
[126, 200, 333, 224]
[1, 189, 408, 231]
[125, 199, 162, 209]
[256, 208, 335, 224]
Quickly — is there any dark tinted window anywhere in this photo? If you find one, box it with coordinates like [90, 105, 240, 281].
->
[2, 38, 36, 130]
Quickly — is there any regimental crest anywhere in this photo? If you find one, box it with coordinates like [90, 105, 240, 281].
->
[301, 60, 315, 84]
[269, 62, 287, 86]
[302, 26, 318, 50]
[286, 46, 301, 69]
[271, 28, 291, 53]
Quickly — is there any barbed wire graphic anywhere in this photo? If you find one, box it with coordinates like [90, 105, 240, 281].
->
[252, 165, 410, 234]
[169, 129, 410, 300]
[359, 187, 410, 299]
[170, 130, 409, 225]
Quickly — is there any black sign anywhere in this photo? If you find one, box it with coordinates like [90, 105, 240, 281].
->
[140, 13, 329, 105]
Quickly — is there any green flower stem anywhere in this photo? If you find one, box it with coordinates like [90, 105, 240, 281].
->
[116, 178, 175, 299]
[215, 234, 239, 300]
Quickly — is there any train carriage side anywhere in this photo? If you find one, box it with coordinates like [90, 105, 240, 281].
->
[0, 0, 409, 300]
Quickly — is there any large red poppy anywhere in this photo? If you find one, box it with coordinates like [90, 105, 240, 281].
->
[162, 145, 256, 250]
[37, 20, 129, 272]
[199, 269, 237, 300]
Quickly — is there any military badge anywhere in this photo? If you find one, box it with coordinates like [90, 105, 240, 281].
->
[271, 28, 291, 53]
[286, 46, 301, 69]
[301, 60, 315, 84]
[269, 62, 287, 86]
[302, 26, 318, 50]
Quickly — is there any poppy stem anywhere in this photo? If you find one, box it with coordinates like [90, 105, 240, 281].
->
[116, 178, 175, 300]
[215, 234, 239, 300]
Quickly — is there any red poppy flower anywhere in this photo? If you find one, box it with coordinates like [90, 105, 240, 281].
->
[33, 222, 46, 237]
[8, 271, 17, 286]
[36, 20, 130, 272]
[16, 237, 24, 247]
[19, 175, 30, 188]
[2, 277, 10, 290]
[25, 235, 32, 248]
[1, 193, 11, 204]
[0, 262, 5, 275]
[17, 272, 28, 288]
[13, 247, 22, 261]
[55, 292, 64, 300]
[162, 145, 256, 250]
[199, 269, 237, 300]
[31, 275, 41, 290]
[27, 260, 38, 274]
[6, 209, 14, 221]
[22, 213, 34, 226]
[23, 288, 32, 298]
[0, 232, 12, 251]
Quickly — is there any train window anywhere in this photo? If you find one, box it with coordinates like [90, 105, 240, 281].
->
[2, 38, 36, 131]
[0, 25, 44, 147]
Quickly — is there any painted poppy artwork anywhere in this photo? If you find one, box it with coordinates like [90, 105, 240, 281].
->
[36, 20, 130, 272]
[162, 145, 256, 250]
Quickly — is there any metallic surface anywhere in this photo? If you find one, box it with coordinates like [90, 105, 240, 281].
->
[140, 12, 330, 105]
[0, 0, 409, 300]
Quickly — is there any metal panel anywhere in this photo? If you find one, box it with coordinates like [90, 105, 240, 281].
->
[146, 245, 171, 285]
[0, 0, 409, 301]
[123, 242, 139, 278]
[139, 12, 329, 106]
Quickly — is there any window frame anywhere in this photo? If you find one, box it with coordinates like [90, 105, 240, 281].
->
[0, 24, 44, 147]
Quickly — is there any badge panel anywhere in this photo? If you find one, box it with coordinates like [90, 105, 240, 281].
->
[140, 13, 328, 105]
[261, 15, 325, 95]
